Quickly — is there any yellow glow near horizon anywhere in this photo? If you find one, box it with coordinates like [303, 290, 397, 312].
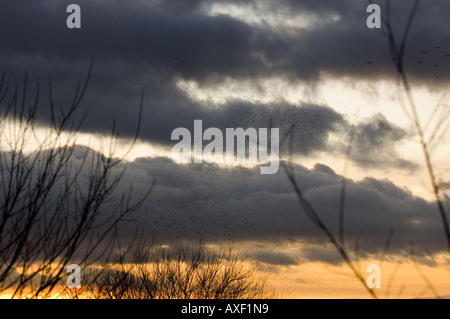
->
[233, 240, 450, 299]
[2, 255, 447, 299]
[1, 239, 449, 299]
[264, 258, 450, 299]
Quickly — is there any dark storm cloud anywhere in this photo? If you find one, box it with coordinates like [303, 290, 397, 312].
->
[248, 250, 299, 266]
[0, 0, 259, 139]
[223, 0, 450, 83]
[351, 114, 417, 169]
[0, 144, 447, 266]
[298, 246, 345, 265]
[1, 0, 449, 142]
[0, 0, 346, 156]
[102, 155, 450, 265]
[0, 0, 259, 79]
[3, 0, 450, 82]
[155, 101, 347, 155]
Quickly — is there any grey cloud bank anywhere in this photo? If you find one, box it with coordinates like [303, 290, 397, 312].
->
[110, 155, 449, 263]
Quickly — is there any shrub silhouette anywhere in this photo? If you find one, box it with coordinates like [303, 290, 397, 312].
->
[64, 243, 269, 299]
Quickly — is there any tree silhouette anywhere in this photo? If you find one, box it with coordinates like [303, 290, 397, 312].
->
[62, 243, 269, 299]
[0, 60, 152, 298]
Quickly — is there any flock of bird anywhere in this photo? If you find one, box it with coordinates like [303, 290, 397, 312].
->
[367, 45, 449, 79]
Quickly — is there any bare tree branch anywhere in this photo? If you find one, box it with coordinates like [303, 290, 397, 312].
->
[0, 60, 153, 298]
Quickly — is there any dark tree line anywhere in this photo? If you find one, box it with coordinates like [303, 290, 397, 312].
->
[63, 243, 270, 299]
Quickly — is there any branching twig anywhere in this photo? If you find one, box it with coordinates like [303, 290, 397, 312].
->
[383, 0, 450, 251]
[282, 161, 377, 298]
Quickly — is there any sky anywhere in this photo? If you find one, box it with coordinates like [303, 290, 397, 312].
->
[1, 0, 450, 298]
